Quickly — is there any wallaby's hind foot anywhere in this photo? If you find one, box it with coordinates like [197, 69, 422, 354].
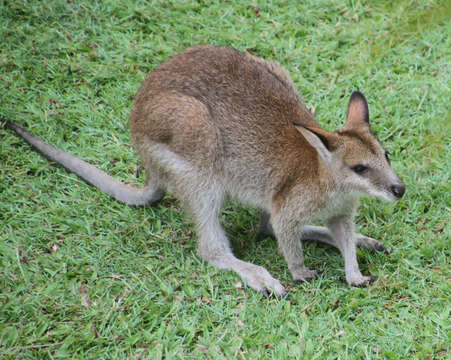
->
[198, 233, 286, 296]
[192, 190, 286, 297]
[216, 257, 286, 296]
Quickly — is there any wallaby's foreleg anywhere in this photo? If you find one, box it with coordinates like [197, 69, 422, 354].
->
[327, 216, 378, 287]
[260, 212, 389, 253]
[263, 211, 321, 282]
[270, 211, 318, 283]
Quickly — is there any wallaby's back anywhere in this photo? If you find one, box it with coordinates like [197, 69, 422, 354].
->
[130, 45, 322, 203]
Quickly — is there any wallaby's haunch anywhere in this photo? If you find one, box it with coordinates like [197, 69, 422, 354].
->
[3, 45, 405, 296]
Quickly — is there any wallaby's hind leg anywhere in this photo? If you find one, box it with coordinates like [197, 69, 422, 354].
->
[144, 143, 285, 296]
[192, 189, 285, 296]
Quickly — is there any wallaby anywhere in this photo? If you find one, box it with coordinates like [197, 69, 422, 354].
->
[2, 45, 405, 296]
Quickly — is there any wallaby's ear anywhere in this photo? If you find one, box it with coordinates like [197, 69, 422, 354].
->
[343, 91, 370, 131]
[293, 123, 337, 162]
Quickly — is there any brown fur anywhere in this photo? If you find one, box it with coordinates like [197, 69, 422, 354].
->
[131, 46, 322, 202]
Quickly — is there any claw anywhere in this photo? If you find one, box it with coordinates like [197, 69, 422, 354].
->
[262, 288, 270, 298]
[294, 267, 318, 284]
[352, 282, 367, 288]
[375, 243, 391, 255]
[261, 288, 288, 299]
[294, 278, 312, 284]
[350, 275, 379, 287]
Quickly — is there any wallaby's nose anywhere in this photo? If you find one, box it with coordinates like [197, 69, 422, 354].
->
[391, 184, 405, 199]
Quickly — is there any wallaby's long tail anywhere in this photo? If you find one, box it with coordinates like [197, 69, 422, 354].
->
[2, 119, 162, 206]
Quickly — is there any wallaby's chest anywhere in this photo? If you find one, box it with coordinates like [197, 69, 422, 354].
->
[313, 192, 359, 223]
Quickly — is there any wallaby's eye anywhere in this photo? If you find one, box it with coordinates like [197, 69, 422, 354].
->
[385, 151, 391, 163]
[351, 165, 368, 174]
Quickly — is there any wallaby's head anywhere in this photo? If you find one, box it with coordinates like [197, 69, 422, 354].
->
[296, 91, 405, 201]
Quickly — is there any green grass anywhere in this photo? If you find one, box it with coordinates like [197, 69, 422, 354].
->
[0, 0, 450, 358]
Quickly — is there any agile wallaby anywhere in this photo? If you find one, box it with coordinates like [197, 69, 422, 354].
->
[3, 45, 405, 296]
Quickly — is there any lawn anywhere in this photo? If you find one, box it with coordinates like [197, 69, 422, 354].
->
[0, 0, 449, 358]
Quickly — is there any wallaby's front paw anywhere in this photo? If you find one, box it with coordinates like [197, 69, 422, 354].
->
[347, 274, 378, 287]
[293, 267, 319, 283]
